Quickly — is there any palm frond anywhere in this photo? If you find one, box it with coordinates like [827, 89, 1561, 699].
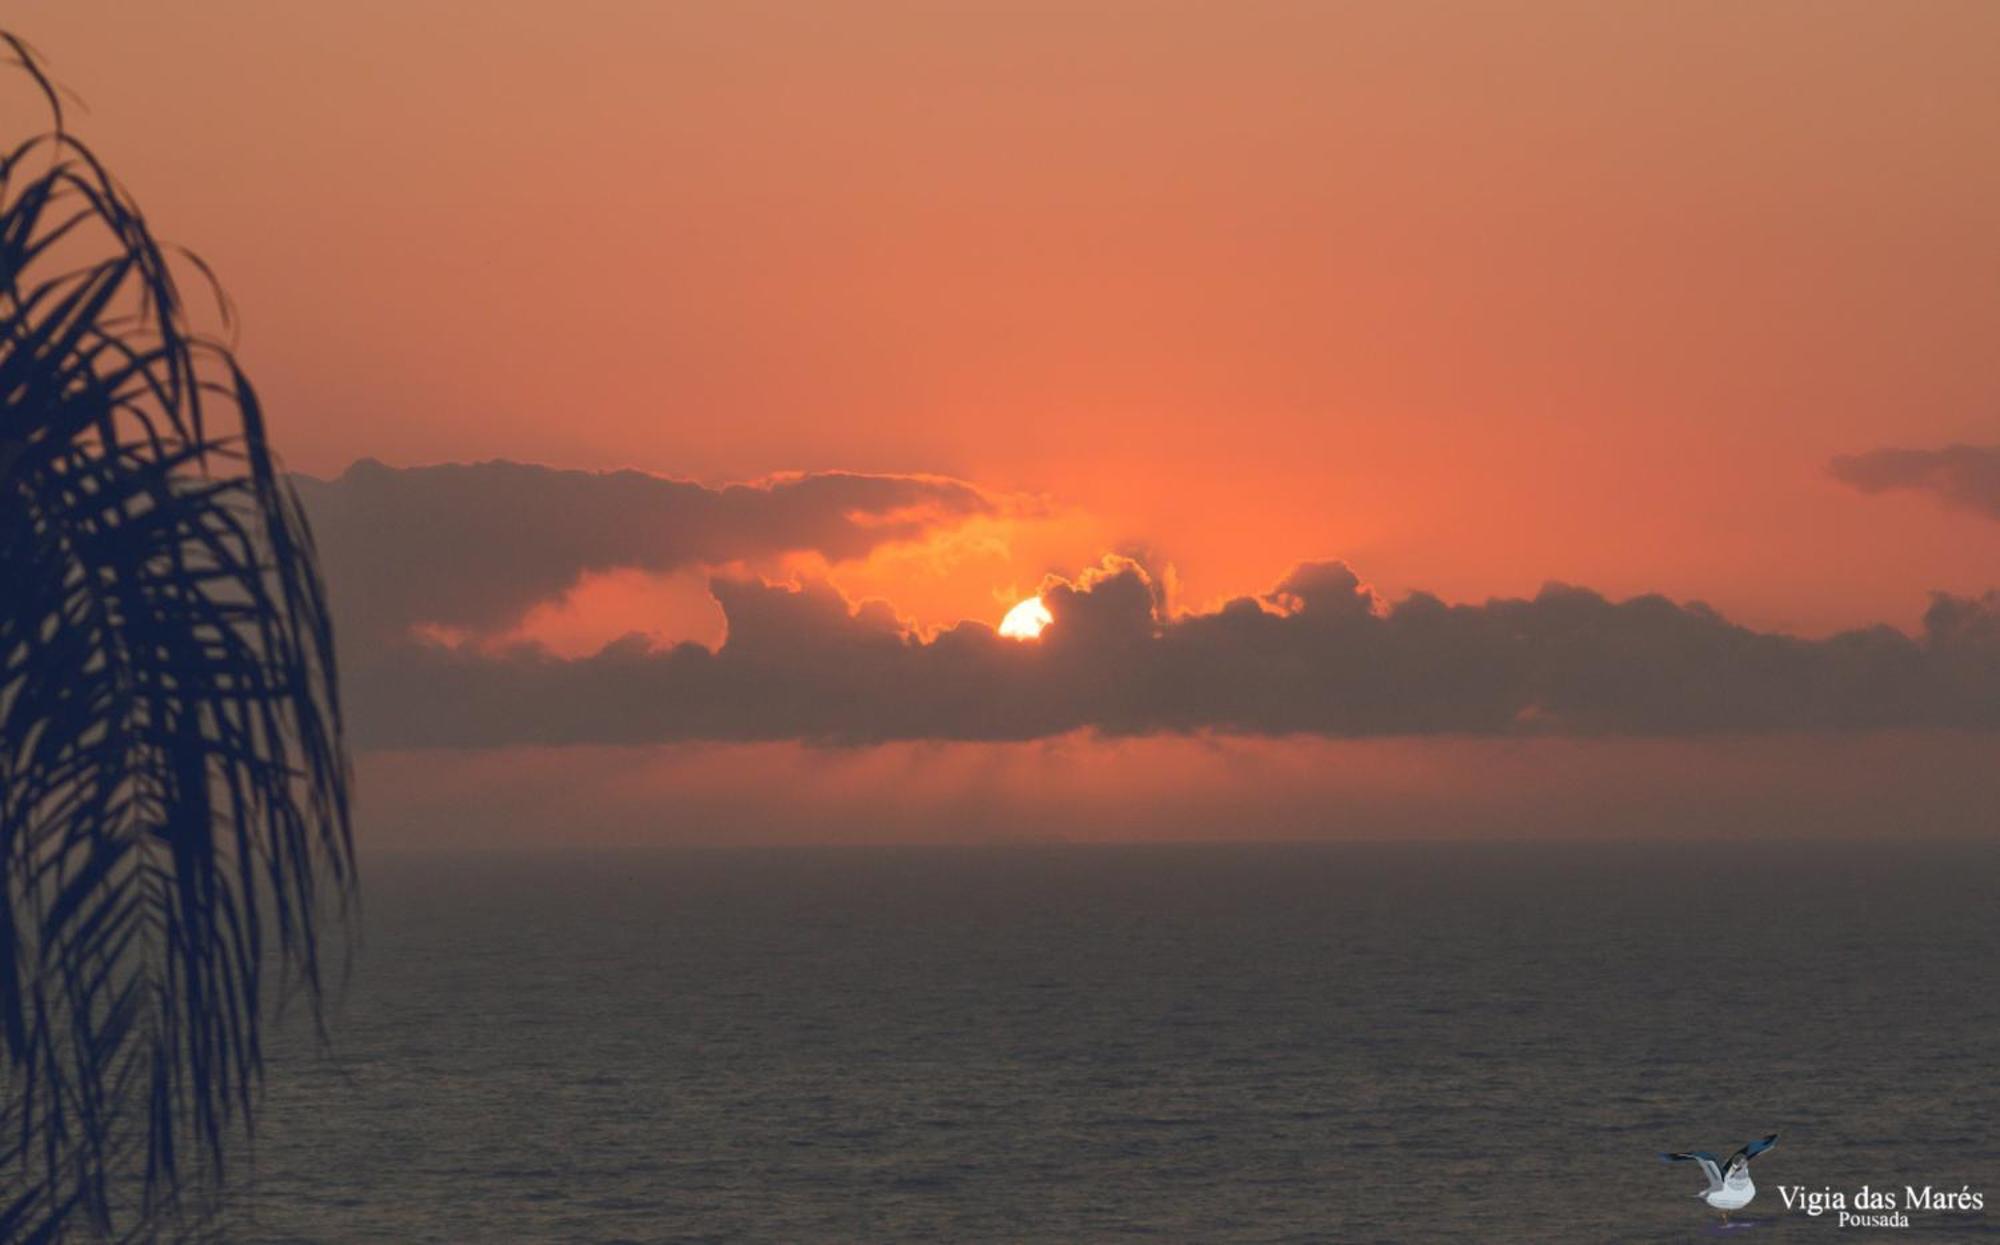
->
[1, 35, 354, 1240]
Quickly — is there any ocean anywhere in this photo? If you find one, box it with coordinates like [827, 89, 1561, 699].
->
[222, 842, 2000, 1241]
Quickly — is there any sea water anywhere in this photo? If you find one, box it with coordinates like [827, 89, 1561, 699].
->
[221, 842, 2000, 1241]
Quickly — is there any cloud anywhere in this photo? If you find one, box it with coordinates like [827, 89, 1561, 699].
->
[1829, 444, 2000, 519]
[336, 550, 2000, 748]
[292, 459, 997, 644]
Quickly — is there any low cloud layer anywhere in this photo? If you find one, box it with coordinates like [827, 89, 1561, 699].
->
[338, 551, 2000, 748]
[1830, 444, 2000, 519]
[293, 459, 996, 644]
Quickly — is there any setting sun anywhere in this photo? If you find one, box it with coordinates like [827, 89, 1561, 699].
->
[999, 595, 1053, 640]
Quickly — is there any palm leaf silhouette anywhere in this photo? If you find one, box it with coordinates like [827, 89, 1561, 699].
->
[0, 35, 355, 1241]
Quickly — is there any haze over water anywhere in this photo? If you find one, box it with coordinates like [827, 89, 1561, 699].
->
[226, 841, 1999, 1242]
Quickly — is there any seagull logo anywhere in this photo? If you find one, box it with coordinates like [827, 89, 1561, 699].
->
[1661, 1134, 1779, 1228]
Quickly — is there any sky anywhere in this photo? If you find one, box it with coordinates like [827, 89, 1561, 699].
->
[18, 2, 2000, 843]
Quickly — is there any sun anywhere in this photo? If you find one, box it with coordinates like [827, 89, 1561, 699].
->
[999, 595, 1053, 640]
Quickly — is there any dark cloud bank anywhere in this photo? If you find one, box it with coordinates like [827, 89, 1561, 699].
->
[301, 463, 2000, 748]
[1829, 443, 2000, 519]
[294, 458, 995, 645]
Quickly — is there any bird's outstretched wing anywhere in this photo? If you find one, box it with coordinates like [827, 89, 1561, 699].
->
[1661, 1151, 1724, 1191]
[1725, 1134, 1779, 1178]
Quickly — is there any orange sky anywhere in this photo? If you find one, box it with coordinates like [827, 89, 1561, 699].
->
[19, 1, 2000, 639]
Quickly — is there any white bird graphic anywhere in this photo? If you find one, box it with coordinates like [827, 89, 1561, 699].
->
[1660, 1134, 1779, 1227]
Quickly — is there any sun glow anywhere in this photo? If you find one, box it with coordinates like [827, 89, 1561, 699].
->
[999, 595, 1053, 640]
